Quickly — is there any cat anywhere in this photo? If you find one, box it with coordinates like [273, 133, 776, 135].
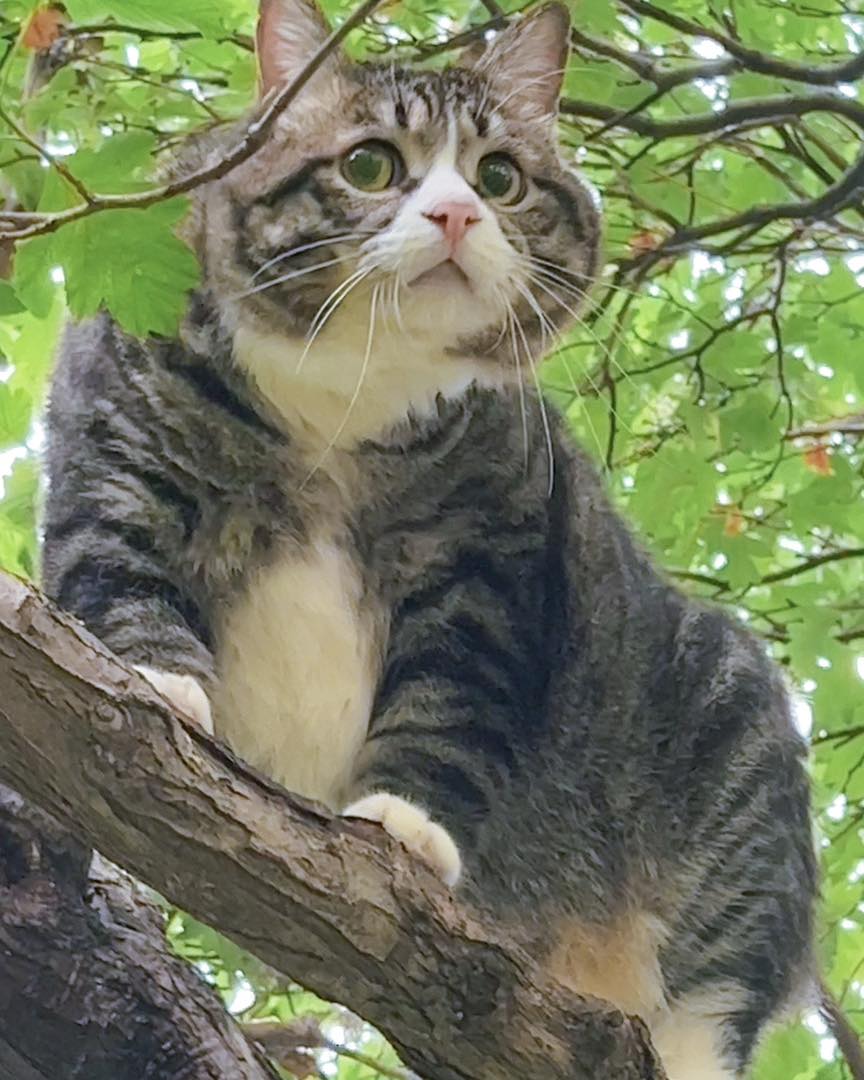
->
[41, 1, 817, 1077]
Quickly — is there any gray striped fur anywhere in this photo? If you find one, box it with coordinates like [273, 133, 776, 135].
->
[42, 4, 815, 1076]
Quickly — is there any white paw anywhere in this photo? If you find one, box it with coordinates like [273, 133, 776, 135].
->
[343, 792, 461, 886]
[135, 666, 214, 735]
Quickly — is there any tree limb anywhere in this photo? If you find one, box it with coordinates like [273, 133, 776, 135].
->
[618, 0, 864, 86]
[559, 91, 864, 140]
[0, 0, 386, 242]
[819, 980, 864, 1080]
[0, 573, 665, 1080]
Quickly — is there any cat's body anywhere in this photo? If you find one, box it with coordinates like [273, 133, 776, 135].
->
[42, 3, 816, 1077]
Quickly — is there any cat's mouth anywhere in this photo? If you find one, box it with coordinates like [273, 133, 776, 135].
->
[407, 259, 471, 290]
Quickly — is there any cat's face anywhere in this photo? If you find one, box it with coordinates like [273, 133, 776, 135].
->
[200, 0, 600, 397]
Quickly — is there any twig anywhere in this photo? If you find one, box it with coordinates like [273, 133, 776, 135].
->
[619, 0, 864, 86]
[820, 980, 864, 1080]
[0, 103, 93, 206]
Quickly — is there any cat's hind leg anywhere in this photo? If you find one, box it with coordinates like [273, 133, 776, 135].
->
[648, 993, 741, 1080]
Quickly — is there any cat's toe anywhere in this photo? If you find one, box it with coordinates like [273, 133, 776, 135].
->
[343, 792, 461, 886]
[135, 666, 214, 735]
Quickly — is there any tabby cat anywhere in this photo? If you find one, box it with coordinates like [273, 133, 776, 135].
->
[42, 2, 817, 1076]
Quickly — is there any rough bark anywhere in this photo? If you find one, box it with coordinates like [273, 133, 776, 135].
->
[0, 572, 666, 1080]
[0, 783, 281, 1080]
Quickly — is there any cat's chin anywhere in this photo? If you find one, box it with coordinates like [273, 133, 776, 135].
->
[407, 259, 472, 291]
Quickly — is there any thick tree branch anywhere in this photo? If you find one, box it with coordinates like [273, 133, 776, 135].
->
[0, 573, 665, 1080]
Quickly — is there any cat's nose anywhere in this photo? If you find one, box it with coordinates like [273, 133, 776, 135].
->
[423, 201, 481, 251]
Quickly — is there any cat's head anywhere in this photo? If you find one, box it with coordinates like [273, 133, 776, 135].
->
[193, 0, 601, 426]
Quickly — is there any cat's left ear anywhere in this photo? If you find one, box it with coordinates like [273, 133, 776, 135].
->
[467, 3, 570, 123]
[257, 0, 345, 101]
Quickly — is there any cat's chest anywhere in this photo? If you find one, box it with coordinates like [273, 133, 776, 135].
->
[211, 536, 383, 809]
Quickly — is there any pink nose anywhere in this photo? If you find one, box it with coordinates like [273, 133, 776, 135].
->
[423, 200, 480, 251]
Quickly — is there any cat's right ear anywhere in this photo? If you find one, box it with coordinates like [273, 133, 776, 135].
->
[256, 0, 343, 100]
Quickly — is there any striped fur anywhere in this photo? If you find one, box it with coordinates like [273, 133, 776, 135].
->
[42, 4, 816, 1077]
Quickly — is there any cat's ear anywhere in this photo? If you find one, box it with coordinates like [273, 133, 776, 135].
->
[256, 0, 343, 99]
[468, 3, 570, 123]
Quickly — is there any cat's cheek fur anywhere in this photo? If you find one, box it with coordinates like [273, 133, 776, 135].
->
[135, 666, 214, 735]
[343, 792, 462, 886]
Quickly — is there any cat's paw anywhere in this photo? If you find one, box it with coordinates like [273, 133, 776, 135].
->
[343, 792, 461, 886]
[135, 666, 214, 735]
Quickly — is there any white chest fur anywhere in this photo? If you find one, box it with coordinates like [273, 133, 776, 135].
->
[211, 537, 380, 809]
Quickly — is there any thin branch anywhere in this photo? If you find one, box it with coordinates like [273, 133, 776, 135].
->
[619, 0, 864, 86]
[820, 980, 864, 1080]
[787, 414, 864, 439]
[0, 103, 93, 206]
[559, 91, 864, 140]
[761, 546, 864, 586]
[0, 0, 386, 242]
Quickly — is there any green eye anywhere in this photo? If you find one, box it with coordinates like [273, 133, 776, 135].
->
[476, 153, 525, 204]
[341, 141, 402, 192]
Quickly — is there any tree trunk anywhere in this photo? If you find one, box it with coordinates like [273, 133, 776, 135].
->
[0, 783, 280, 1080]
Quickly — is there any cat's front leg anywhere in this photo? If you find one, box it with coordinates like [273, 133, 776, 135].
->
[135, 667, 214, 735]
[343, 551, 538, 888]
[343, 792, 461, 885]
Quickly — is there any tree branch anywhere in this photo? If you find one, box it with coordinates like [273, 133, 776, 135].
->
[559, 91, 864, 140]
[0, 0, 386, 242]
[819, 980, 864, 1080]
[618, 0, 864, 86]
[0, 573, 665, 1080]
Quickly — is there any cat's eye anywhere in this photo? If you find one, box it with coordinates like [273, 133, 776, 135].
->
[476, 153, 525, 205]
[341, 141, 403, 192]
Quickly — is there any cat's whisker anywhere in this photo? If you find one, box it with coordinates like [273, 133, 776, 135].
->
[518, 274, 626, 462]
[510, 289, 555, 498]
[234, 254, 359, 301]
[300, 282, 381, 489]
[522, 263, 654, 420]
[504, 300, 530, 474]
[248, 232, 369, 283]
[297, 266, 373, 374]
[390, 273, 405, 332]
[513, 279, 608, 470]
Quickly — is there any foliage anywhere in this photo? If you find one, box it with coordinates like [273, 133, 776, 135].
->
[1, 0, 863, 1076]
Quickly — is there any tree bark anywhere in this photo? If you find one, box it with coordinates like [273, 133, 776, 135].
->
[0, 572, 666, 1080]
[0, 783, 281, 1080]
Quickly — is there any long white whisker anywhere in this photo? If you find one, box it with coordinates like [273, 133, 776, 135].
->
[518, 276, 609, 463]
[527, 267, 660, 411]
[505, 301, 529, 473]
[296, 267, 372, 374]
[249, 232, 369, 283]
[300, 282, 380, 488]
[510, 292, 555, 497]
[234, 255, 357, 300]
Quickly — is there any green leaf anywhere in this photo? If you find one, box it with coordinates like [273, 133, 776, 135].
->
[0, 386, 32, 449]
[52, 199, 200, 336]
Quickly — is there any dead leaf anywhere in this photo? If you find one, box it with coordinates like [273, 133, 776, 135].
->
[804, 445, 833, 476]
[629, 230, 662, 255]
[22, 6, 65, 52]
[723, 508, 745, 537]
